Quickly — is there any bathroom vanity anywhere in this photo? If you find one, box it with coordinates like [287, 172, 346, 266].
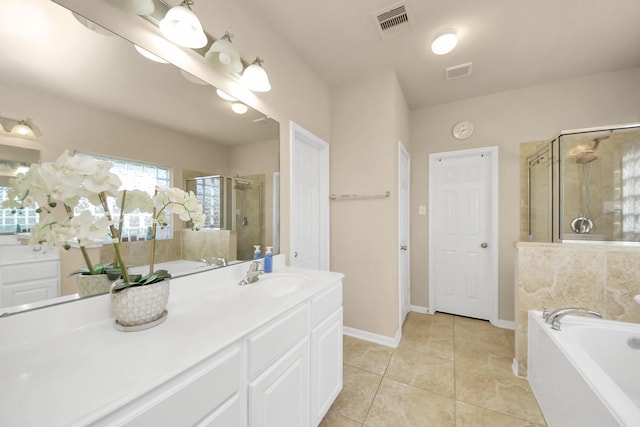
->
[0, 257, 343, 427]
[0, 244, 60, 310]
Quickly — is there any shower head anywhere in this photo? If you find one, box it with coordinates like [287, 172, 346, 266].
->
[574, 134, 609, 164]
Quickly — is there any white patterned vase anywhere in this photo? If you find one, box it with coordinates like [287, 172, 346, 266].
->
[77, 274, 113, 298]
[110, 279, 170, 331]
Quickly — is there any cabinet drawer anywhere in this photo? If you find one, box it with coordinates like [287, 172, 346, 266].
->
[310, 281, 342, 328]
[96, 346, 242, 427]
[2, 260, 59, 284]
[247, 304, 309, 378]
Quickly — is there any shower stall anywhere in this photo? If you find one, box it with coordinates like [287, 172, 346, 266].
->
[186, 175, 264, 260]
[526, 123, 640, 243]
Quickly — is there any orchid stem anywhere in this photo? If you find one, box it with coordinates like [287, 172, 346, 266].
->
[99, 192, 130, 283]
[149, 189, 158, 276]
[63, 205, 95, 275]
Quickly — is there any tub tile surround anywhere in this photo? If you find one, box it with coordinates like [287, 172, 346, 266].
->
[321, 313, 546, 426]
[515, 242, 640, 376]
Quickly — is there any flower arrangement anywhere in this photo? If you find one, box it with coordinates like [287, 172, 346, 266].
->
[3, 150, 205, 291]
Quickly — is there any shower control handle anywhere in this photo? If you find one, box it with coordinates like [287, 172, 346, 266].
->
[480, 242, 488, 248]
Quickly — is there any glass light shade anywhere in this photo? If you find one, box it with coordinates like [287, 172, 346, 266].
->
[134, 45, 168, 63]
[10, 122, 34, 137]
[216, 89, 237, 102]
[231, 102, 248, 114]
[240, 59, 272, 92]
[431, 32, 458, 55]
[159, 5, 207, 48]
[205, 36, 243, 74]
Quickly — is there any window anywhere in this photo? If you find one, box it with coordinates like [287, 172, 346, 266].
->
[75, 152, 172, 240]
[0, 186, 39, 233]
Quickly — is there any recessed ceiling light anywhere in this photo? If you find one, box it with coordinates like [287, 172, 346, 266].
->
[431, 31, 457, 55]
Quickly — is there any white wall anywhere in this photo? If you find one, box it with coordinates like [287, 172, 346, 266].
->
[410, 67, 640, 321]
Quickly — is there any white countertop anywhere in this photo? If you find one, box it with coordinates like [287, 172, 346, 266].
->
[0, 257, 343, 426]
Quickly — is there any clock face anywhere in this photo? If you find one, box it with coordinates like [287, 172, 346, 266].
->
[453, 121, 474, 139]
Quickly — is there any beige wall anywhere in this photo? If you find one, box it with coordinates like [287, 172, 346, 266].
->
[410, 67, 640, 322]
[330, 70, 410, 339]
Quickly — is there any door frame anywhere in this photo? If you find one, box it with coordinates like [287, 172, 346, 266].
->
[290, 121, 330, 270]
[428, 146, 499, 325]
[398, 142, 411, 327]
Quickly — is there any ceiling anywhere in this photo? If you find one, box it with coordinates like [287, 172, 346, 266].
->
[241, 0, 640, 109]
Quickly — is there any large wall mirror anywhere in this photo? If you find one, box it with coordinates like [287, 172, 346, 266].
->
[0, 0, 279, 312]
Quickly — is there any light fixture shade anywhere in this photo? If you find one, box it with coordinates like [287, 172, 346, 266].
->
[10, 122, 35, 138]
[159, 4, 207, 48]
[240, 58, 272, 92]
[231, 102, 248, 114]
[431, 31, 458, 55]
[216, 89, 237, 102]
[134, 45, 169, 63]
[205, 33, 243, 74]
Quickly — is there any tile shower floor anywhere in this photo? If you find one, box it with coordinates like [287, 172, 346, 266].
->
[320, 312, 547, 427]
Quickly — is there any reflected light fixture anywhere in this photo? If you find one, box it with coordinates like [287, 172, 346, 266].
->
[159, 0, 207, 48]
[134, 45, 169, 63]
[431, 30, 457, 55]
[240, 57, 272, 92]
[0, 115, 41, 139]
[205, 32, 243, 74]
[216, 89, 237, 102]
[231, 102, 248, 114]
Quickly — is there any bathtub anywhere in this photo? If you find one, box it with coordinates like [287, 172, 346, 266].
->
[528, 310, 640, 427]
[129, 259, 244, 278]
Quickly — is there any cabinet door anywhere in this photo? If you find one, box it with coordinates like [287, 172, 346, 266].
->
[311, 308, 343, 426]
[249, 338, 309, 427]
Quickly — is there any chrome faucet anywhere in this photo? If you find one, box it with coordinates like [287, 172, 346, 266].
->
[545, 307, 602, 331]
[239, 261, 263, 285]
[211, 256, 227, 267]
[198, 258, 211, 267]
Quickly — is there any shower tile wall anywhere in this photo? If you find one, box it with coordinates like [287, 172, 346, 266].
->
[514, 242, 640, 376]
[182, 229, 237, 262]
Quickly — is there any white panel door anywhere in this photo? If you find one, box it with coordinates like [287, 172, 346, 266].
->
[429, 148, 498, 321]
[291, 123, 330, 270]
[398, 143, 411, 325]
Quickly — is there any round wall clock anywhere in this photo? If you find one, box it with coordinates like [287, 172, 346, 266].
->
[452, 121, 474, 140]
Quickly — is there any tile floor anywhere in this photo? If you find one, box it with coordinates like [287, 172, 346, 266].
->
[320, 312, 547, 427]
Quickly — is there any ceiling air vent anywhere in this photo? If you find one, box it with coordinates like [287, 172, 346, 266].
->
[445, 62, 473, 80]
[373, 3, 411, 40]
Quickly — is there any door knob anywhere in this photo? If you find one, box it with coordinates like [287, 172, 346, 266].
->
[400, 245, 407, 251]
[480, 242, 488, 248]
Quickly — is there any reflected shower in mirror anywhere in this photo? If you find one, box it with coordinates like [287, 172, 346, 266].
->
[0, 0, 279, 312]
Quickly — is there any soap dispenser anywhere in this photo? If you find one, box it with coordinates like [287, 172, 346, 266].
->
[253, 245, 262, 259]
[264, 246, 273, 273]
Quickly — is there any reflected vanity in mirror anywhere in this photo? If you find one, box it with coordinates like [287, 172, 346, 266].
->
[525, 123, 640, 243]
[0, 0, 279, 313]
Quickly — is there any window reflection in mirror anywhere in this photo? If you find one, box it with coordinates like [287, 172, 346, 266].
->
[0, 0, 279, 313]
[0, 145, 40, 233]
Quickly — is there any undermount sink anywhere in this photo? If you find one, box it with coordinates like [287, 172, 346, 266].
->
[241, 273, 311, 298]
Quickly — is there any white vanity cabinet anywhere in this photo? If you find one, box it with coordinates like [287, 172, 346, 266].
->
[0, 248, 60, 309]
[310, 282, 343, 426]
[0, 262, 343, 427]
[248, 305, 311, 427]
[93, 345, 243, 427]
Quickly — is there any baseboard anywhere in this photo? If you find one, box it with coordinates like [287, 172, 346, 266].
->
[343, 326, 401, 348]
[410, 305, 431, 314]
[493, 319, 516, 330]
